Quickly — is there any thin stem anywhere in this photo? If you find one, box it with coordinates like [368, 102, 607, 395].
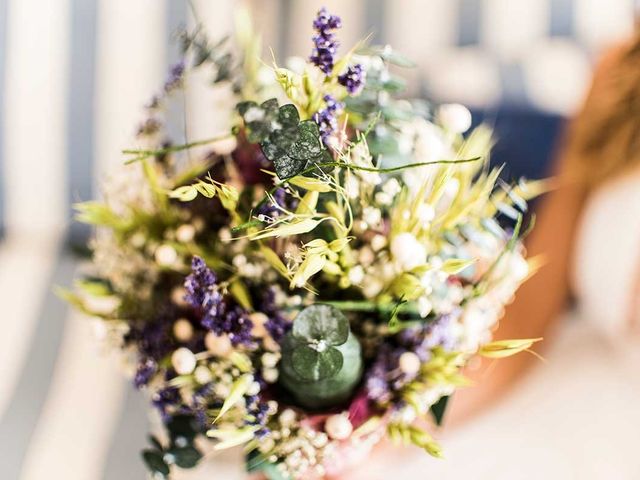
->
[123, 132, 234, 164]
[296, 156, 481, 178]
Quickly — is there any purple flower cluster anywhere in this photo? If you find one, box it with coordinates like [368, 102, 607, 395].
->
[338, 63, 365, 94]
[134, 357, 158, 388]
[152, 386, 182, 421]
[398, 313, 458, 355]
[184, 256, 254, 346]
[310, 8, 342, 74]
[256, 187, 287, 220]
[245, 395, 270, 438]
[313, 94, 344, 144]
[259, 287, 291, 341]
[164, 60, 186, 94]
[365, 315, 459, 404]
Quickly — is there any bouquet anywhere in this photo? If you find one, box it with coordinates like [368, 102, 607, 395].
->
[63, 7, 543, 479]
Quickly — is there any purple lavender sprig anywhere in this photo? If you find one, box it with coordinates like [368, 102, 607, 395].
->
[184, 256, 253, 346]
[313, 94, 344, 144]
[338, 63, 365, 94]
[310, 7, 342, 74]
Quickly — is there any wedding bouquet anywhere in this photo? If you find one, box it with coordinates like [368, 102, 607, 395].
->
[63, 7, 542, 479]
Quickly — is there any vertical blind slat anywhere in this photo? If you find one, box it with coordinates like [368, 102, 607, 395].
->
[3, 0, 71, 234]
[481, 0, 550, 61]
[94, 0, 166, 186]
[185, 0, 236, 153]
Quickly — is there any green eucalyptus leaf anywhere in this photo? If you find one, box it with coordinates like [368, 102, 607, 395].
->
[273, 154, 307, 180]
[148, 435, 163, 451]
[292, 304, 349, 346]
[291, 345, 343, 381]
[278, 104, 300, 128]
[142, 449, 170, 476]
[237, 100, 258, 116]
[169, 446, 202, 469]
[290, 121, 322, 160]
[166, 415, 198, 441]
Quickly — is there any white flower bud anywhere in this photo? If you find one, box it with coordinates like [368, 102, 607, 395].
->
[261, 352, 280, 368]
[171, 347, 196, 375]
[205, 332, 232, 357]
[398, 351, 421, 375]
[247, 381, 261, 396]
[325, 413, 353, 440]
[279, 408, 297, 427]
[262, 367, 279, 383]
[249, 312, 269, 338]
[173, 318, 193, 342]
[175, 224, 196, 243]
[155, 244, 178, 266]
[438, 103, 472, 133]
[391, 233, 427, 270]
[170, 286, 188, 307]
[194, 365, 212, 384]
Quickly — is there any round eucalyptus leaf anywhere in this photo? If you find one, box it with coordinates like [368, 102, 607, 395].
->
[142, 449, 170, 476]
[273, 155, 307, 180]
[291, 345, 343, 381]
[290, 121, 322, 160]
[169, 446, 202, 469]
[292, 304, 349, 346]
[278, 104, 300, 128]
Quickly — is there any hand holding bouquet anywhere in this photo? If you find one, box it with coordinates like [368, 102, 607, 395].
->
[63, 7, 542, 479]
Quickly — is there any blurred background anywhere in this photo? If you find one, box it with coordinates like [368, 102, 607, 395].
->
[0, 0, 635, 478]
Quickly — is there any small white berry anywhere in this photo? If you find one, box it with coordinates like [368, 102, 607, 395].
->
[279, 408, 296, 427]
[438, 103, 472, 134]
[261, 352, 280, 368]
[247, 381, 261, 396]
[175, 224, 196, 243]
[171, 347, 196, 375]
[194, 365, 212, 384]
[205, 332, 232, 357]
[399, 351, 421, 375]
[173, 318, 193, 342]
[155, 244, 178, 266]
[262, 367, 279, 383]
[170, 286, 188, 306]
[249, 312, 269, 338]
[325, 413, 353, 440]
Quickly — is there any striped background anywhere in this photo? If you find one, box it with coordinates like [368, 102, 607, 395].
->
[0, 1, 634, 478]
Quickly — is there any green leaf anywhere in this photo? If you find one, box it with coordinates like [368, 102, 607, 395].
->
[142, 449, 170, 476]
[277, 103, 300, 128]
[148, 435, 163, 451]
[430, 395, 450, 426]
[207, 426, 258, 450]
[168, 446, 202, 469]
[441, 258, 476, 275]
[292, 304, 349, 346]
[166, 415, 198, 441]
[75, 278, 113, 297]
[272, 153, 307, 180]
[478, 338, 542, 358]
[214, 374, 253, 422]
[292, 345, 343, 381]
[289, 121, 322, 160]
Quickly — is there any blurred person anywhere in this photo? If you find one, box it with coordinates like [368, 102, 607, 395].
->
[337, 27, 640, 480]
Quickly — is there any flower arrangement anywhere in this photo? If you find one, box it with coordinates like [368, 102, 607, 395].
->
[63, 7, 543, 480]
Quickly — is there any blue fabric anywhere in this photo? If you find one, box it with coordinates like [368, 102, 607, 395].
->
[471, 107, 565, 181]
